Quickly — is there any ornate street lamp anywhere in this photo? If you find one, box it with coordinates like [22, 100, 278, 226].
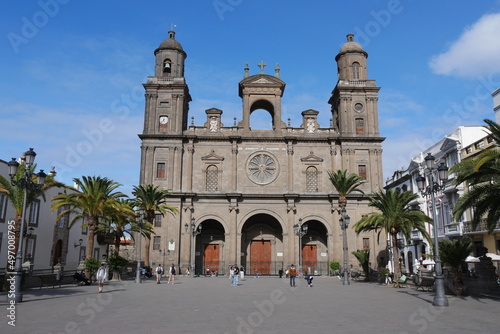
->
[185, 217, 201, 278]
[135, 208, 146, 284]
[7, 148, 47, 303]
[293, 218, 308, 275]
[416, 152, 449, 307]
[339, 208, 351, 285]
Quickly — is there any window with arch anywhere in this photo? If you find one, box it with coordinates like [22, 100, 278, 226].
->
[305, 166, 319, 192]
[355, 118, 365, 134]
[352, 62, 361, 80]
[206, 165, 219, 192]
[162, 59, 172, 77]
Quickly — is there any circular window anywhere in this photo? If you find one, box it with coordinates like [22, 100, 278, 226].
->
[354, 103, 364, 113]
[247, 152, 279, 185]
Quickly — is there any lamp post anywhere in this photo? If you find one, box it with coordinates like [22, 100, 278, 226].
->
[339, 208, 350, 285]
[416, 152, 449, 307]
[185, 217, 201, 278]
[293, 218, 308, 275]
[135, 208, 146, 284]
[7, 148, 47, 303]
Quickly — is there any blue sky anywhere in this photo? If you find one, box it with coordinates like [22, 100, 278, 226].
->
[1, 0, 500, 196]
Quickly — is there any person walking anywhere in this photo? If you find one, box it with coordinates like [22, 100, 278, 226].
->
[240, 266, 245, 281]
[229, 266, 235, 285]
[289, 264, 297, 287]
[96, 262, 108, 293]
[155, 264, 163, 284]
[278, 268, 284, 278]
[168, 263, 176, 284]
[233, 265, 239, 286]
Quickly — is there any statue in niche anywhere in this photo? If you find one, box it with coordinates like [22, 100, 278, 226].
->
[307, 119, 315, 133]
[210, 117, 218, 132]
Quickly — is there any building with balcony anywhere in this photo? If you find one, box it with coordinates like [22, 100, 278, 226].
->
[385, 126, 489, 274]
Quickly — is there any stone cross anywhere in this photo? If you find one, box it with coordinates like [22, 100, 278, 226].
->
[258, 61, 266, 74]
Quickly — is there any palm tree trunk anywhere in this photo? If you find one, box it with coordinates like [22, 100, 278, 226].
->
[144, 238, 151, 267]
[391, 233, 401, 279]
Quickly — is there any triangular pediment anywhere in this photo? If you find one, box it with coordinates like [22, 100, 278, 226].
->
[239, 74, 285, 87]
[440, 138, 457, 151]
[301, 151, 324, 163]
[201, 150, 224, 161]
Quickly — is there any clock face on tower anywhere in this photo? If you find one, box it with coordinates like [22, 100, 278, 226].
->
[159, 116, 168, 124]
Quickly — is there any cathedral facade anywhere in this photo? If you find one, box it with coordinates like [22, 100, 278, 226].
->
[138, 31, 385, 276]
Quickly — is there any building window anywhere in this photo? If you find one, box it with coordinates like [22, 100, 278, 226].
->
[28, 200, 40, 226]
[305, 166, 319, 192]
[0, 194, 6, 222]
[355, 118, 365, 135]
[156, 163, 166, 179]
[153, 236, 161, 251]
[465, 146, 473, 154]
[57, 206, 70, 228]
[154, 214, 162, 228]
[363, 238, 370, 251]
[206, 165, 219, 192]
[358, 165, 367, 180]
[94, 248, 100, 260]
[352, 62, 361, 80]
[79, 246, 86, 262]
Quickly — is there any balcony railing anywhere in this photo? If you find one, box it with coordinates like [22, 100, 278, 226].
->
[463, 219, 500, 234]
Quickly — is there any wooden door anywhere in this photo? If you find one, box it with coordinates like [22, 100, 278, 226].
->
[302, 245, 317, 274]
[250, 240, 271, 275]
[204, 244, 220, 273]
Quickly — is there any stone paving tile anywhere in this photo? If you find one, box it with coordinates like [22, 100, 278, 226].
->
[1, 275, 499, 334]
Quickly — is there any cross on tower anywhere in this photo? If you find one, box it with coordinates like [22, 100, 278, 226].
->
[258, 61, 266, 74]
[170, 23, 176, 31]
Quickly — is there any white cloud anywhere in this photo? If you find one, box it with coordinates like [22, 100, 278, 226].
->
[429, 13, 500, 78]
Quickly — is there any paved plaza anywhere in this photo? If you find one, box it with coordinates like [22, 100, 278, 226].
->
[1, 275, 499, 334]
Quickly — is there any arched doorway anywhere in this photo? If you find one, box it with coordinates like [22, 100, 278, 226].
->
[196, 219, 225, 276]
[241, 214, 283, 275]
[300, 220, 328, 275]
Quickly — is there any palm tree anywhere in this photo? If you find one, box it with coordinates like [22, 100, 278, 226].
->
[327, 169, 366, 209]
[99, 198, 136, 258]
[0, 164, 63, 291]
[438, 238, 473, 296]
[352, 249, 371, 281]
[451, 119, 500, 233]
[51, 176, 128, 261]
[132, 184, 178, 267]
[353, 189, 432, 278]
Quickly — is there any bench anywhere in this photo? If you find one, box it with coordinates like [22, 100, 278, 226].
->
[38, 275, 61, 289]
[415, 277, 435, 292]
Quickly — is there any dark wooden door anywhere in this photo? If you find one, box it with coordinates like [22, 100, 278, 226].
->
[250, 240, 271, 275]
[204, 244, 220, 273]
[302, 245, 317, 274]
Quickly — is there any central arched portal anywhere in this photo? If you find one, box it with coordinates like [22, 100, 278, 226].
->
[240, 214, 283, 275]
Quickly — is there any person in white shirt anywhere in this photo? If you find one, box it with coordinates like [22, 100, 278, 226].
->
[96, 262, 108, 293]
[155, 264, 163, 284]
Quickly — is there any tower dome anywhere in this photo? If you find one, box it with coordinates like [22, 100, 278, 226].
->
[336, 33, 367, 61]
[155, 30, 186, 56]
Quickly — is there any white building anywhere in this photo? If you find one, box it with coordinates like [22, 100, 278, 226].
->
[0, 158, 107, 277]
[385, 126, 490, 274]
[493, 87, 500, 124]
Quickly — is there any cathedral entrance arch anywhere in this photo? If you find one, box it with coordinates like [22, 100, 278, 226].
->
[241, 214, 283, 275]
[300, 219, 328, 275]
[196, 219, 225, 276]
